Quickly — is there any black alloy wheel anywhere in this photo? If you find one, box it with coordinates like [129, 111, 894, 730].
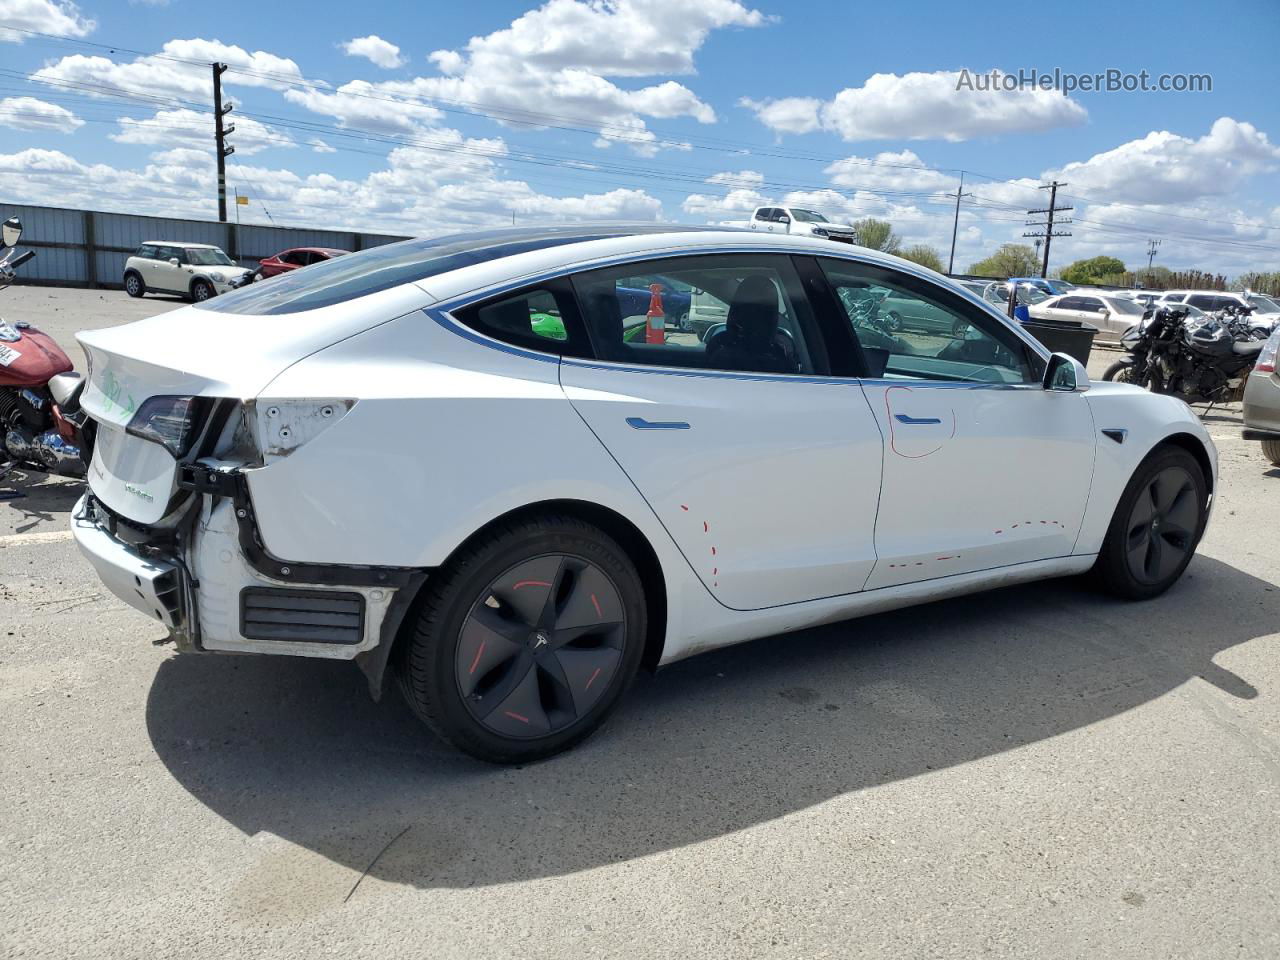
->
[455, 554, 628, 739]
[1122, 464, 1198, 586]
[397, 514, 646, 763]
[1094, 446, 1206, 600]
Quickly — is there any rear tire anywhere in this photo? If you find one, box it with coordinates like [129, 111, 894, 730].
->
[123, 272, 144, 298]
[1092, 446, 1207, 600]
[1262, 439, 1280, 466]
[396, 514, 647, 764]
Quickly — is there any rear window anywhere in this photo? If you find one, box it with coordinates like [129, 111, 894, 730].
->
[195, 228, 636, 316]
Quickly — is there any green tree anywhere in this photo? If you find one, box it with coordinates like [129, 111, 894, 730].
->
[1060, 256, 1127, 286]
[968, 244, 1040, 278]
[852, 218, 901, 254]
[897, 244, 944, 272]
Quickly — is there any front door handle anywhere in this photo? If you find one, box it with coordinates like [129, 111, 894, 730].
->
[893, 414, 942, 425]
[626, 417, 690, 430]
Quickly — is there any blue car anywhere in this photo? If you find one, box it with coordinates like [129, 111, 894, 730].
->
[614, 274, 693, 328]
[1010, 276, 1077, 297]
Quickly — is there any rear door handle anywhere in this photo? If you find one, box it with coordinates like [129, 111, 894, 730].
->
[626, 417, 691, 430]
[893, 414, 942, 425]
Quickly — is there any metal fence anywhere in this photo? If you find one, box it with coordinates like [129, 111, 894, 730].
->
[0, 202, 411, 289]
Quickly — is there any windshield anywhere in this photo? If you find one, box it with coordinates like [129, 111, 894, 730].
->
[1054, 280, 1077, 291]
[186, 248, 234, 266]
[789, 209, 829, 223]
[1249, 295, 1280, 312]
[1106, 298, 1145, 315]
[1016, 284, 1048, 305]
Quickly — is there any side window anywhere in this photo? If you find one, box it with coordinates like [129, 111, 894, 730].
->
[572, 254, 822, 376]
[1164, 294, 1185, 303]
[753, 208, 772, 221]
[1076, 297, 1104, 312]
[136, 244, 157, 260]
[819, 258, 1036, 384]
[454, 284, 587, 356]
[1186, 295, 1213, 309]
[164, 246, 185, 264]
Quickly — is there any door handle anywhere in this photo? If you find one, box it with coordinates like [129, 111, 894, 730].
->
[893, 414, 942, 425]
[626, 417, 690, 430]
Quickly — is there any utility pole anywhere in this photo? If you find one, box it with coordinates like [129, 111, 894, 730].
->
[212, 62, 235, 222]
[1146, 238, 1161, 272]
[946, 172, 972, 275]
[1024, 180, 1072, 278]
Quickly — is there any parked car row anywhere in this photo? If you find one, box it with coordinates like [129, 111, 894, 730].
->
[122, 243, 350, 301]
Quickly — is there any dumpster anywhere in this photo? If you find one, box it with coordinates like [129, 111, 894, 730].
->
[1020, 317, 1098, 365]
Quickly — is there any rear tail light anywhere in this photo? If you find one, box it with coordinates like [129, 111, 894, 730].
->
[126, 395, 202, 457]
[1257, 327, 1280, 374]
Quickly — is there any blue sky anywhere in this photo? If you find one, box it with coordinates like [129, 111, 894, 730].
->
[1, 0, 1277, 276]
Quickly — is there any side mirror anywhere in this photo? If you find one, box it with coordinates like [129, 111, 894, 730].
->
[168, 257, 180, 266]
[1, 217, 21, 248]
[1096, 306, 1107, 313]
[776, 214, 790, 225]
[1044, 352, 1089, 392]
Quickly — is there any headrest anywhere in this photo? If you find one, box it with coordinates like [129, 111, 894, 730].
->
[727, 275, 780, 342]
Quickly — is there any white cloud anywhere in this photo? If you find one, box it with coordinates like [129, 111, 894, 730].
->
[0, 140, 664, 233]
[744, 70, 1087, 142]
[308, 138, 337, 153]
[738, 97, 820, 135]
[1045, 117, 1280, 204]
[0, 0, 94, 42]
[283, 80, 445, 136]
[824, 150, 956, 193]
[342, 35, 406, 69]
[0, 96, 83, 132]
[110, 108, 294, 155]
[32, 38, 305, 104]
[706, 170, 764, 187]
[390, 0, 768, 153]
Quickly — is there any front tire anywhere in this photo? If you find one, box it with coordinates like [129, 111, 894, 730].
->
[1093, 446, 1207, 600]
[396, 514, 647, 764]
[190, 279, 214, 303]
[1261, 439, 1280, 466]
[123, 272, 144, 298]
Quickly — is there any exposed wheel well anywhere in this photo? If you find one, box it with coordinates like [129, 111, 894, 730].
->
[1155, 432, 1214, 496]
[368, 499, 669, 698]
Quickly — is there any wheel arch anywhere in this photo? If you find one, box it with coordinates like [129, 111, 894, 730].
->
[360, 497, 669, 699]
[1153, 430, 1215, 495]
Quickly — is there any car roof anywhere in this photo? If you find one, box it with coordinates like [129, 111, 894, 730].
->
[141, 241, 220, 248]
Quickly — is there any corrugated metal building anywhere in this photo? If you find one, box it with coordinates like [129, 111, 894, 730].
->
[0, 202, 410, 289]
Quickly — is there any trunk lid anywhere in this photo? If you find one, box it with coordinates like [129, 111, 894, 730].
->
[78, 284, 431, 523]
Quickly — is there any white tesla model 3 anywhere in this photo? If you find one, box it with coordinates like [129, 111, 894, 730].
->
[71, 226, 1217, 762]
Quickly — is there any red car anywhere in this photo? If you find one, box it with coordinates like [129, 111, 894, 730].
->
[257, 247, 349, 278]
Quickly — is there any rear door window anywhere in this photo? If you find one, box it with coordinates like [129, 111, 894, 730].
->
[571, 254, 823, 376]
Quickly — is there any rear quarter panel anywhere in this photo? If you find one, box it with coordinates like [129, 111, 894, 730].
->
[247, 307, 719, 661]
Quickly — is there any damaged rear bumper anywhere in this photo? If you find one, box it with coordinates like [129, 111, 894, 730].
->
[72, 465, 428, 696]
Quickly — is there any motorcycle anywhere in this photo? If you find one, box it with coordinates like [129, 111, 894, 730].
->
[1102, 304, 1263, 406]
[0, 216, 89, 479]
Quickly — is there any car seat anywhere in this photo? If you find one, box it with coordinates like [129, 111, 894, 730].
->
[704, 275, 798, 374]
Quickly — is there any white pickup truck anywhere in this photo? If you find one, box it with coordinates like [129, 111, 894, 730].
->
[749, 206, 857, 243]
